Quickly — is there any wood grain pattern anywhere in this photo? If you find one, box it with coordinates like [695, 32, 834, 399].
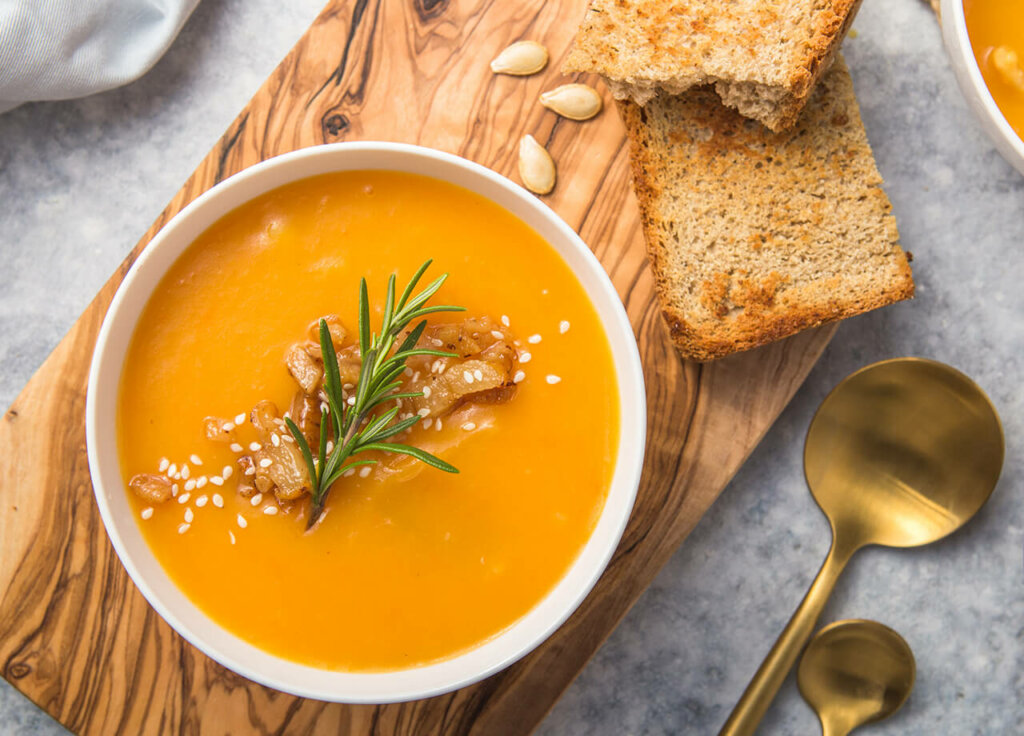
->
[0, 1, 836, 733]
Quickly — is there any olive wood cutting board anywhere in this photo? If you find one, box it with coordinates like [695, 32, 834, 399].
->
[0, 0, 836, 733]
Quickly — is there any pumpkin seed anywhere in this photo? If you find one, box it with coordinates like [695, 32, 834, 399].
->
[518, 135, 556, 195]
[490, 41, 549, 76]
[539, 83, 603, 121]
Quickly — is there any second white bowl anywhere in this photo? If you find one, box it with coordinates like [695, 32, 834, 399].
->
[941, 0, 1024, 175]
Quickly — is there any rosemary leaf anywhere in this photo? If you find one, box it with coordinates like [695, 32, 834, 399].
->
[358, 442, 459, 473]
[370, 414, 423, 442]
[285, 417, 317, 491]
[396, 259, 432, 311]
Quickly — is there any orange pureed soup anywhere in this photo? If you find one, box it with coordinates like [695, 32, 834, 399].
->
[965, 0, 1024, 139]
[118, 171, 619, 671]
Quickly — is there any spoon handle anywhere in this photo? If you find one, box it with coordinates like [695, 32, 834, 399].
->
[718, 534, 859, 736]
[820, 715, 852, 736]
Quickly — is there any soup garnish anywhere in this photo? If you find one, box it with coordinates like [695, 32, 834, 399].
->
[285, 262, 464, 527]
[129, 261, 526, 530]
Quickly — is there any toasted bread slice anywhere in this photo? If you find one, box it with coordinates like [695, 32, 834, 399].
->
[619, 57, 914, 362]
[565, 0, 863, 132]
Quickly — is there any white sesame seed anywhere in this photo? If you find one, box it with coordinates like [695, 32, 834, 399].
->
[412, 371, 421, 383]
[222, 465, 232, 479]
[190, 454, 203, 466]
[491, 330, 504, 340]
[178, 492, 191, 504]
[519, 351, 532, 363]
[435, 418, 443, 431]
[422, 385, 432, 398]
[528, 334, 542, 344]
[320, 401, 329, 414]
[417, 408, 430, 417]
[245, 466, 256, 476]
[263, 506, 279, 516]
[269, 433, 278, 447]
[359, 466, 372, 478]
[461, 422, 476, 431]
[404, 367, 413, 377]
[171, 471, 181, 480]
[343, 468, 356, 478]
[184, 508, 194, 523]
[158, 458, 169, 472]
[431, 359, 442, 374]
[196, 476, 208, 489]
[235, 413, 246, 425]
[424, 418, 433, 429]
[140, 507, 154, 520]
[343, 383, 354, 390]
[229, 443, 243, 453]
[195, 495, 208, 508]
[210, 475, 224, 486]
[180, 464, 190, 479]
[212, 493, 224, 508]
[559, 320, 571, 334]
[474, 369, 483, 381]
[463, 371, 474, 384]
[171, 483, 179, 497]
[221, 422, 235, 432]
[259, 458, 273, 468]
[249, 442, 261, 452]
[347, 396, 356, 406]
[228, 530, 236, 544]
[431, 338, 444, 347]
[236, 514, 247, 529]
[546, 374, 562, 384]
[282, 434, 295, 443]
[501, 315, 510, 327]
[184, 479, 196, 492]
[167, 463, 177, 477]
[177, 523, 190, 534]
[251, 493, 263, 506]
[514, 370, 526, 384]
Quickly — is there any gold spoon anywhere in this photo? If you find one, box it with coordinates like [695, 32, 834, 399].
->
[798, 620, 915, 736]
[719, 358, 1003, 736]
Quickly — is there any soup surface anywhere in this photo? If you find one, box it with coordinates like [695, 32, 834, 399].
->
[118, 170, 619, 671]
[965, 0, 1024, 140]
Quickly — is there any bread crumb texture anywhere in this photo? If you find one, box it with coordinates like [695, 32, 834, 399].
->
[619, 57, 914, 362]
[565, 0, 863, 131]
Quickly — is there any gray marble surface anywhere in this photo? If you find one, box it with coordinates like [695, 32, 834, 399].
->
[0, 0, 1020, 734]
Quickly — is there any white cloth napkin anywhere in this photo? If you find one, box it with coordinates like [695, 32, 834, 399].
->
[0, 0, 200, 113]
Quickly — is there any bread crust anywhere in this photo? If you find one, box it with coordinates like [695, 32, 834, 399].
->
[619, 57, 914, 363]
[763, 0, 864, 130]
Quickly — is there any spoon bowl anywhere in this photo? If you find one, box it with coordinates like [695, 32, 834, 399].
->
[805, 358, 1004, 548]
[798, 619, 915, 736]
[720, 358, 1003, 736]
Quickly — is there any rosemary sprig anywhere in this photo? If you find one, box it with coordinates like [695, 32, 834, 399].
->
[285, 260, 463, 529]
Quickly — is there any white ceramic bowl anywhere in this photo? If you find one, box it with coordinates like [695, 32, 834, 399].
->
[941, 0, 1024, 175]
[86, 142, 646, 703]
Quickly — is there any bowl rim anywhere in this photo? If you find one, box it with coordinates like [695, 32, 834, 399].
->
[941, 0, 1024, 173]
[85, 141, 647, 703]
